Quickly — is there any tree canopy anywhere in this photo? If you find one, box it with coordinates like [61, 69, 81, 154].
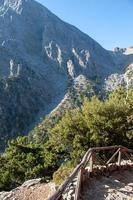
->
[0, 88, 133, 190]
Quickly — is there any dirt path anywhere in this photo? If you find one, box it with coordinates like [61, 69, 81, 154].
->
[81, 169, 133, 200]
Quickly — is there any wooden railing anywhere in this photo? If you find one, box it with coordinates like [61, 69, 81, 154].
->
[48, 145, 133, 200]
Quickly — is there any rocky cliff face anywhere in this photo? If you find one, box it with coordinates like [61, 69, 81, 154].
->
[104, 47, 133, 92]
[0, 0, 133, 150]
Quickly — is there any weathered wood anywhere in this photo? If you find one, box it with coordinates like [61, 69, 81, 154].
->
[83, 150, 93, 168]
[90, 153, 94, 172]
[48, 149, 92, 200]
[118, 149, 122, 166]
[74, 152, 92, 200]
[106, 148, 120, 165]
[48, 145, 132, 200]
[74, 167, 83, 200]
[122, 147, 133, 153]
[92, 145, 122, 151]
[128, 149, 133, 153]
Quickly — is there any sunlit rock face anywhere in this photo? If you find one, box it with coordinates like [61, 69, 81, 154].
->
[104, 61, 133, 92]
[0, 0, 133, 150]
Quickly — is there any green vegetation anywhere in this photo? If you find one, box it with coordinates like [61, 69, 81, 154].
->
[0, 72, 44, 150]
[53, 162, 73, 185]
[0, 136, 59, 190]
[0, 88, 133, 190]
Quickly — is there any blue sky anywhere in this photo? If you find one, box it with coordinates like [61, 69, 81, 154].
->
[37, 0, 133, 50]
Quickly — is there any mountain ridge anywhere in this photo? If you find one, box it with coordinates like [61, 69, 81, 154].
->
[0, 0, 133, 150]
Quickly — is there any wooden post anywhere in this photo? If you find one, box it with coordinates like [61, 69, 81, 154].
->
[118, 148, 122, 166]
[74, 167, 83, 200]
[90, 152, 94, 173]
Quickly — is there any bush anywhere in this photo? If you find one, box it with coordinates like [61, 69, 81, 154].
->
[53, 162, 73, 185]
[49, 88, 133, 165]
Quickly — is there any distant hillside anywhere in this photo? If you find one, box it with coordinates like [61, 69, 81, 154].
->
[0, 0, 133, 150]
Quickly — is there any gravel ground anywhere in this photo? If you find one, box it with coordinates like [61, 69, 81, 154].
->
[0, 182, 55, 200]
[81, 169, 133, 200]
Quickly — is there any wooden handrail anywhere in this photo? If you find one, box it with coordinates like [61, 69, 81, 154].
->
[48, 145, 133, 200]
[48, 149, 92, 200]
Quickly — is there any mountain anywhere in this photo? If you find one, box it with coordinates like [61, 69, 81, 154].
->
[0, 0, 133, 150]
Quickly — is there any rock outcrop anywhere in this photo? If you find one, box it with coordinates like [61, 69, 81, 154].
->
[0, 0, 133, 150]
[0, 179, 56, 200]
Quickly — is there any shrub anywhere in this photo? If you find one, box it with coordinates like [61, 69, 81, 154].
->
[53, 162, 73, 185]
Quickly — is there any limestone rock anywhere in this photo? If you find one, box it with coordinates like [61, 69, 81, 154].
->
[0, 0, 133, 150]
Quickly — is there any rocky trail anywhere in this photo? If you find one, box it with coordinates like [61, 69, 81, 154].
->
[81, 169, 133, 200]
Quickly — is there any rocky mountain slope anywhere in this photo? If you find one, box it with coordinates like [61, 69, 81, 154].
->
[0, 0, 133, 150]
